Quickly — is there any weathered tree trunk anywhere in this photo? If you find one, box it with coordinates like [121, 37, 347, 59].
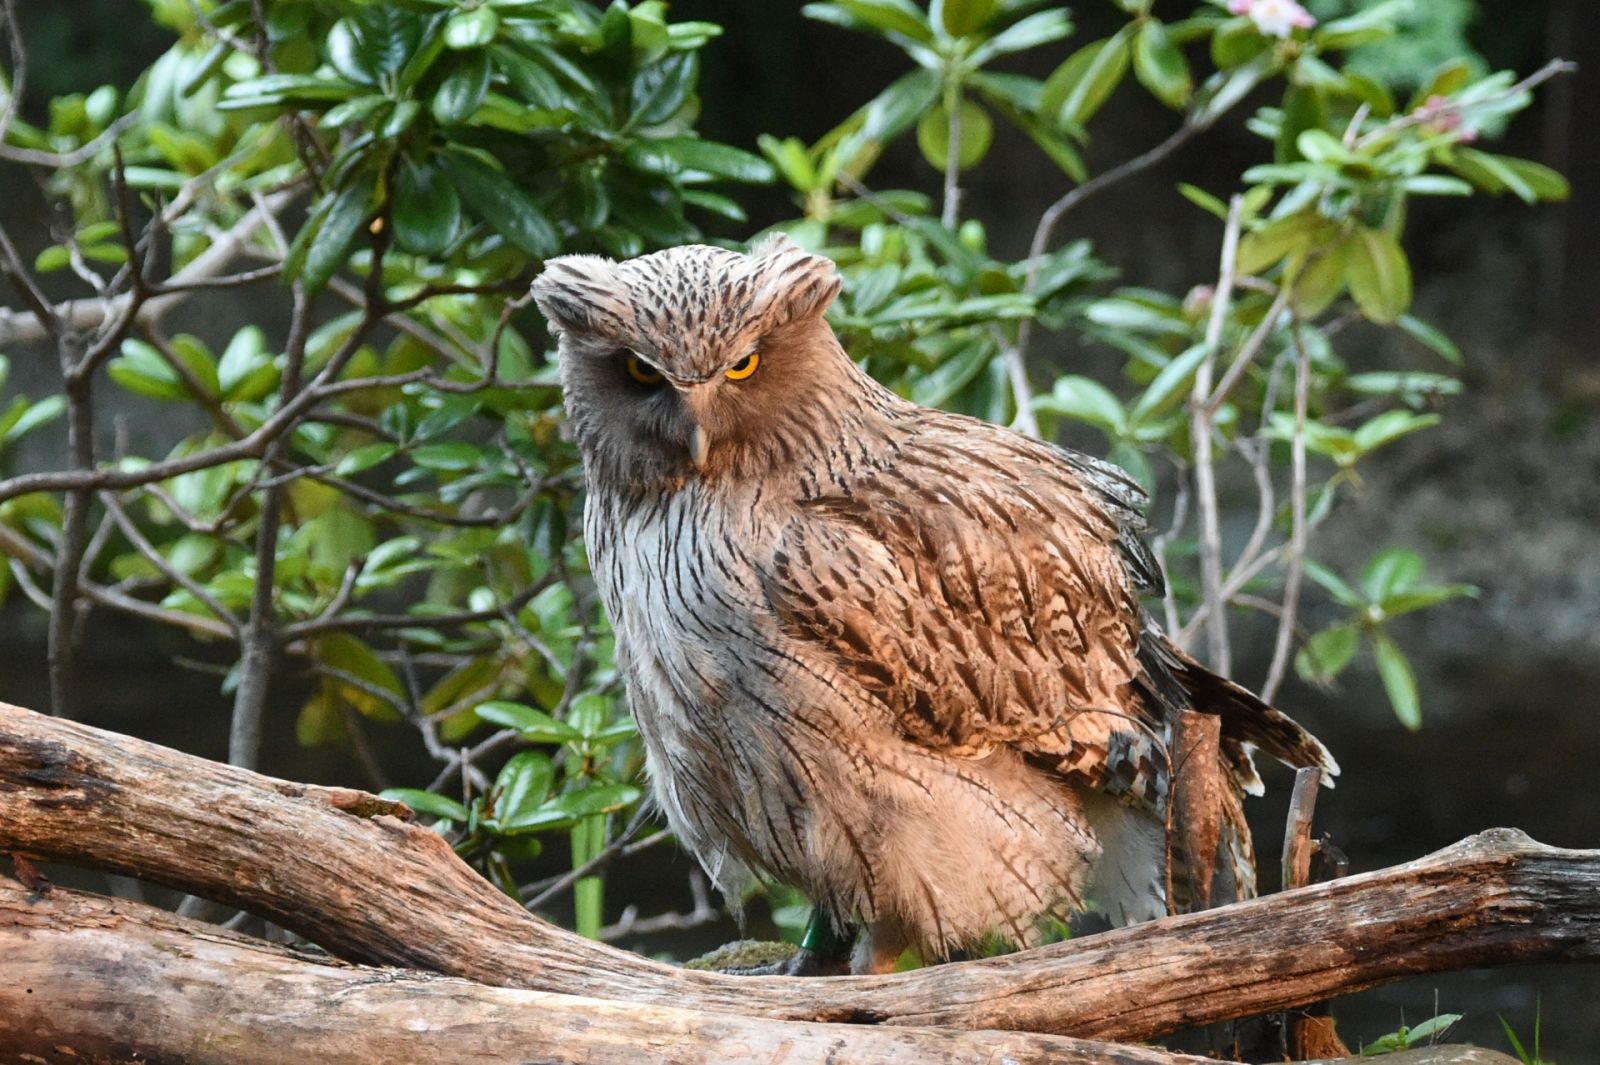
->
[0, 700, 1594, 1054]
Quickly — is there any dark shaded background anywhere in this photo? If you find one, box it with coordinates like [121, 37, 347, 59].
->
[1, 0, 1596, 1056]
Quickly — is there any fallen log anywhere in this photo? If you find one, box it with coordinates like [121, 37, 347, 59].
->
[2, 700, 1596, 1044]
[0, 877, 1517, 1065]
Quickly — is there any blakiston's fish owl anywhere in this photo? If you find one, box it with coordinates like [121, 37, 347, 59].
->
[532, 235, 1336, 973]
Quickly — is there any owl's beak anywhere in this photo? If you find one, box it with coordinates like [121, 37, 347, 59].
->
[688, 425, 710, 469]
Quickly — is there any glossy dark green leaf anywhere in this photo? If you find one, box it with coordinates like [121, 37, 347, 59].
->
[432, 51, 492, 124]
[630, 51, 697, 128]
[392, 158, 462, 256]
[444, 7, 500, 50]
[436, 151, 558, 257]
[476, 700, 582, 743]
[490, 45, 565, 109]
[295, 179, 372, 294]
[494, 750, 556, 824]
[638, 137, 776, 182]
[545, 782, 643, 819]
[380, 788, 469, 823]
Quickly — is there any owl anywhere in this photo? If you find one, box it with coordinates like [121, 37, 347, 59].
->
[531, 235, 1336, 973]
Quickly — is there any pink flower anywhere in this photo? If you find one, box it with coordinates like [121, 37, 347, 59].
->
[1415, 95, 1478, 143]
[1229, 0, 1316, 38]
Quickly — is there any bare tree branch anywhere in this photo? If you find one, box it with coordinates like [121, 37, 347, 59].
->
[1188, 196, 1242, 673]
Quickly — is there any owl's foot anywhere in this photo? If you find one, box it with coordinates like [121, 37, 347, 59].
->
[682, 907, 855, 976]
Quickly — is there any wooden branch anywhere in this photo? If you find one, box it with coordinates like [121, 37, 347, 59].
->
[1172, 710, 1224, 911]
[2, 700, 1597, 1045]
[0, 878, 1206, 1065]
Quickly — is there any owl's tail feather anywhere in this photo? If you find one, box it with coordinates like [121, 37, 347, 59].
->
[1168, 643, 1340, 794]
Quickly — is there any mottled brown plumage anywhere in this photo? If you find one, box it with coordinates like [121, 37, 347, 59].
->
[532, 236, 1336, 972]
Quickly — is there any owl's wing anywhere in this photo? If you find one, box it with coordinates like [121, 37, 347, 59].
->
[764, 412, 1333, 809]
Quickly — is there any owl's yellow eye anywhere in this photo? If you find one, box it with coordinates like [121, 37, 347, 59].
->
[626, 355, 663, 385]
[724, 351, 760, 381]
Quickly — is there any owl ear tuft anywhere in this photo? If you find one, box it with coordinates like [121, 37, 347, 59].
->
[531, 255, 625, 336]
[749, 233, 842, 325]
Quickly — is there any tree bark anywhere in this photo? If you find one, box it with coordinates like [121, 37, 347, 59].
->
[1, 700, 1596, 1046]
[0, 878, 1518, 1065]
[0, 878, 1210, 1065]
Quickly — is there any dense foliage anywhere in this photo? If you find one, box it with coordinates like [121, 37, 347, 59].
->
[0, 0, 1566, 946]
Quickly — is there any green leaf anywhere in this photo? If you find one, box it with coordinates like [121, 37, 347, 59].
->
[494, 750, 556, 825]
[1381, 583, 1478, 617]
[217, 326, 269, 397]
[806, 0, 933, 44]
[1352, 410, 1439, 456]
[335, 442, 398, 476]
[862, 68, 941, 141]
[330, 8, 422, 84]
[476, 700, 582, 743]
[298, 180, 372, 294]
[1041, 30, 1131, 129]
[1345, 226, 1411, 324]
[410, 440, 484, 471]
[319, 633, 406, 723]
[1295, 624, 1359, 684]
[915, 99, 993, 172]
[392, 158, 461, 256]
[1304, 560, 1364, 609]
[1371, 631, 1421, 730]
[380, 788, 469, 823]
[1360, 548, 1423, 603]
[432, 51, 492, 124]
[1446, 148, 1566, 204]
[436, 151, 558, 257]
[968, 10, 1073, 64]
[108, 339, 186, 401]
[1236, 210, 1323, 274]
[0, 395, 65, 444]
[938, 0, 995, 37]
[639, 137, 776, 183]
[546, 782, 643, 819]
[630, 51, 697, 127]
[1033, 374, 1126, 436]
[1293, 237, 1348, 318]
[1395, 314, 1461, 365]
[1132, 19, 1190, 110]
[444, 7, 500, 50]
[1129, 343, 1206, 426]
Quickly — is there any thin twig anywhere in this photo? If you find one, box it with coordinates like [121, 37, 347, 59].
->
[1204, 283, 1291, 415]
[525, 805, 659, 911]
[99, 492, 242, 636]
[1188, 196, 1243, 674]
[1261, 320, 1312, 702]
[940, 82, 961, 230]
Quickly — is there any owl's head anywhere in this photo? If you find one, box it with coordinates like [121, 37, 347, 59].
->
[531, 234, 848, 486]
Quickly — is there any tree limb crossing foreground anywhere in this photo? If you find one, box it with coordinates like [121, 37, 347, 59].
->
[4, 701, 1593, 1063]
